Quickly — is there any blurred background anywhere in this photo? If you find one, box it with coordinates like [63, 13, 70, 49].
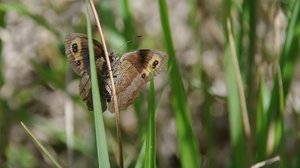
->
[0, 0, 300, 167]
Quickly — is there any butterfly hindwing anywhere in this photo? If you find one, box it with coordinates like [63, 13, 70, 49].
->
[106, 49, 168, 113]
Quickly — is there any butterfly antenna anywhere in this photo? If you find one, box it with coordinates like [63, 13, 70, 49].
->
[113, 35, 143, 56]
[111, 40, 132, 57]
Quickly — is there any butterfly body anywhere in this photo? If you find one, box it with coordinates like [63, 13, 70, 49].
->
[64, 33, 168, 112]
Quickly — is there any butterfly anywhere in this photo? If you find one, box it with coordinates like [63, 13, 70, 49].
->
[64, 33, 168, 113]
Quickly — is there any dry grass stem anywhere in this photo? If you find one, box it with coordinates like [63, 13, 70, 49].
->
[88, 0, 124, 167]
[64, 94, 74, 166]
[227, 19, 251, 137]
[250, 156, 280, 168]
[21, 122, 62, 168]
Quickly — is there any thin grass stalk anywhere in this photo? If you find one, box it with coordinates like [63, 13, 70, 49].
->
[277, 67, 286, 167]
[158, 0, 201, 167]
[227, 19, 251, 137]
[88, 1, 123, 167]
[65, 65, 74, 166]
[134, 141, 146, 168]
[144, 72, 156, 168]
[21, 122, 62, 168]
[246, 0, 257, 114]
[85, 1, 110, 167]
[120, 0, 145, 137]
[295, 118, 300, 168]
[201, 73, 215, 167]
[187, 0, 197, 29]
[0, 10, 7, 164]
[224, 8, 247, 166]
[64, 93, 74, 166]
[120, 0, 137, 50]
[224, 45, 247, 167]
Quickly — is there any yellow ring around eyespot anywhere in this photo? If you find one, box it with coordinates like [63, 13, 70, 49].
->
[141, 55, 162, 75]
[72, 38, 84, 70]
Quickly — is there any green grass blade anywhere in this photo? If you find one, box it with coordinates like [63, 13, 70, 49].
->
[158, 0, 201, 167]
[187, 0, 197, 29]
[280, 0, 300, 96]
[257, 1, 300, 165]
[119, 0, 145, 138]
[245, 0, 257, 112]
[201, 72, 215, 167]
[85, 1, 110, 167]
[135, 141, 146, 168]
[297, 152, 300, 168]
[224, 46, 247, 168]
[225, 2, 251, 167]
[144, 72, 156, 168]
[255, 72, 269, 160]
[120, 0, 138, 50]
[20, 122, 62, 168]
[0, 9, 4, 86]
[0, 11, 7, 162]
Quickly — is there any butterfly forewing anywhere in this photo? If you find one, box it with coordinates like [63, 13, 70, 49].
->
[64, 33, 105, 76]
[65, 33, 112, 111]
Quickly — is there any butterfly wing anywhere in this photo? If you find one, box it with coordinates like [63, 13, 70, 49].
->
[79, 72, 93, 110]
[123, 49, 168, 82]
[64, 33, 105, 76]
[106, 49, 168, 113]
[65, 33, 113, 111]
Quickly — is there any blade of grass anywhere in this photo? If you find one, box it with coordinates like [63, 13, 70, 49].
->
[201, 72, 215, 167]
[65, 63, 75, 166]
[0, 9, 4, 86]
[85, 1, 110, 167]
[135, 141, 146, 168]
[20, 122, 62, 168]
[187, 0, 197, 29]
[257, 1, 300, 165]
[245, 0, 257, 115]
[120, 0, 138, 50]
[295, 116, 300, 168]
[0, 9, 7, 165]
[280, 0, 300, 96]
[88, 0, 123, 167]
[135, 75, 168, 168]
[255, 71, 269, 160]
[225, 2, 249, 166]
[227, 19, 251, 137]
[144, 72, 156, 168]
[158, 0, 201, 167]
[276, 68, 285, 167]
[119, 0, 145, 138]
[224, 45, 247, 168]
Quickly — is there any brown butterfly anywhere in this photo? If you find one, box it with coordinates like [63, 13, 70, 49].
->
[64, 33, 168, 113]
